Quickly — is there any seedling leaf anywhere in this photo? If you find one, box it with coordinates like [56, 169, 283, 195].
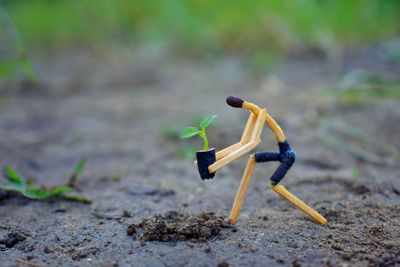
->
[73, 159, 87, 177]
[50, 186, 73, 196]
[180, 127, 199, 139]
[3, 167, 27, 192]
[1, 166, 91, 203]
[200, 115, 217, 130]
[24, 188, 50, 200]
[2, 182, 26, 193]
[63, 193, 92, 203]
[180, 114, 218, 151]
[5, 167, 25, 185]
[68, 158, 87, 188]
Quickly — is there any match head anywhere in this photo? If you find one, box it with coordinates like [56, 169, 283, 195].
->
[226, 96, 244, 108]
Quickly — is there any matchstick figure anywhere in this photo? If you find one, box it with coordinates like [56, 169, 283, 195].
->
[198, 96, 327, 225]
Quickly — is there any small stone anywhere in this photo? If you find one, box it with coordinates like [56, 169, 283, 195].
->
[122, 210, 132, 218]
[44, 246, 54, 254]
[250, 246, 258, 253]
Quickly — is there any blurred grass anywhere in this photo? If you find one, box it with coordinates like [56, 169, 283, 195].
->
[0, 5, 35, 81]
[2, 0, 400, 56]
[331, 70, 400, 101]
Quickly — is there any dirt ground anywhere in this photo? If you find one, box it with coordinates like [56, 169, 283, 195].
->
[0, 44, 399, 267]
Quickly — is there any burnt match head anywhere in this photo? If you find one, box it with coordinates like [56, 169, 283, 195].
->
[226, 96, 244, 108]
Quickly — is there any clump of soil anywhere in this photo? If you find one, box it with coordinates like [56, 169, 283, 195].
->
[0, 231, 27, 248]
[127, 211, 233, 242]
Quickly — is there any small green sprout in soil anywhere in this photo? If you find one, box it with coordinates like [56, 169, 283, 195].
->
[180, 115, 217, 151]
[68, 158, 87, 188]
[127, 211, 233, 242]
[1, 165, 91, 203]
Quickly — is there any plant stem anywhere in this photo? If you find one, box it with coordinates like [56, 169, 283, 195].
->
[198, 131, 208, 151]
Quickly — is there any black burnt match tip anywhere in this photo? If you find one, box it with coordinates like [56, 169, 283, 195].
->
[226, 96, 244, 108]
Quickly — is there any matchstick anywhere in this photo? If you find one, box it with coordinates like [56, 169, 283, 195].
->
[250, 109, 266, 144]
[216, 142, 242, 160]
[195, 112, 256, 167]
[243, 102, 262, 115]
[270, 184, 327, 224]
[209, 143, 254, 173]
[240, 113, 257, 144]
[208, 110, 266, 173]
[228, 155, 256, 224]
[194, 111, 258, 167]
[265, 114, 286, 143]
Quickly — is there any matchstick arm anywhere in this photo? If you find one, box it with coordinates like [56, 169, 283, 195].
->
[193, 112, 255, 168]
[207, 109, 266, 173]
[215, 142, 242, 160]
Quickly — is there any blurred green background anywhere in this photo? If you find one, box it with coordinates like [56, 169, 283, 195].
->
[1, 0, 400, 81]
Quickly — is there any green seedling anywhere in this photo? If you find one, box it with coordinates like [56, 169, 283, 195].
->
[180, 115, 217, 151]
[68, 158, 87, 188]
[1, 164, 91, 203]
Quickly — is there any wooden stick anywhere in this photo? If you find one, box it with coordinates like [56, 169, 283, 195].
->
[195, 142, 242, 168]
[240, 113, 257, 144]
[216, 142, 242, 160]
[228, 155, 256, 224]
[194, 112, 257, 166]
[243, 102, 261, 114]
[208, 143, 253, 173]
[208, 110, 266, 173]
[270, 184, 327, 224]
[250, 109, 266, 143]
[265, 114, 286, 142]
[16, 258, 45, 267]
[242, 100, 285, 142]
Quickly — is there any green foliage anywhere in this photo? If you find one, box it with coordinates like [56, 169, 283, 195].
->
[3, 1, 400, 57]
[351, 166, 359, 177]
[181, 115, 217, 151]
[180, 127, 199, 139]
[72, 159, 87, 177]
[68, 158, 87, 188]
[331, 70, 400, 101]
[0, 5, 35, 81]
[159, 126, 181, 141]
[1, 167, 90, 202]
[200, 115, 217, 131]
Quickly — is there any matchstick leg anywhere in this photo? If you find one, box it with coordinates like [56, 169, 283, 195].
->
[228, 155, 256, 224]
[270, 184, 327, 224]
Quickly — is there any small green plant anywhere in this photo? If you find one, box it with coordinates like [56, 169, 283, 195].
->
[68, 158, 86, 188]
[1, 164, 91, 203]
[180, 115, 217, 151]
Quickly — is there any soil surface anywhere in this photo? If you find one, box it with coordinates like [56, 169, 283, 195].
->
[127, 211, 232, 242]
[0, 44, 399, 266]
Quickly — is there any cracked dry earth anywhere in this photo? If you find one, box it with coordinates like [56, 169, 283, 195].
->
[0, 46, 399, 266]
